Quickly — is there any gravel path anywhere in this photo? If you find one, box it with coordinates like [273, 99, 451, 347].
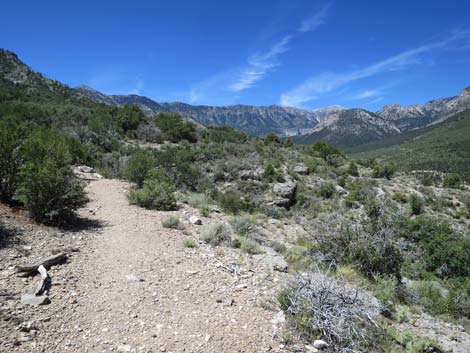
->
[1, 179, 286, 353]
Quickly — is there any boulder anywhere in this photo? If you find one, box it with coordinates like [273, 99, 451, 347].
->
[271, 177, 296, 207]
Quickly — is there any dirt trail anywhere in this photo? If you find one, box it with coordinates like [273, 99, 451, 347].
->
[34, 179, 285, 352]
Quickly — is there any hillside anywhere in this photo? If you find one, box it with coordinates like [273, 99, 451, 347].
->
[1, 47, 470, 353]
[350, 109, 470, 179]
[291, 108, 401, 148]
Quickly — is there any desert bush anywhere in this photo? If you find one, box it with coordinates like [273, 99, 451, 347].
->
[128, 180, 177, 210]
[318, 183, 335, 199]
[183, 238, 196, 248]
[204, 126, 247, 144]
[264, 133, 280, 145]
[162, 215, 183, 229]
[154, 112, 198, 143]
[410, 194, 424, 215]
[230, 217, 257, 237]
[279, 265, 382, 352]
[347, 161, 359, 176]
[0, 121, 24, 201]
[316, 202, 404, 279]
[200, 222, 231, 246]
[17, 129, 87, 223]
[443, 173, 463, 189]
[124, 150, 155, 187]
[263, 163, 282, 182]
[117, 105, 144, 133]
[405, 217, 470, 278]
[372, 162, 397, 179]
[217, 190, 252, 214]
[238, 237, 263, 254]
[311, 141, 343, 160]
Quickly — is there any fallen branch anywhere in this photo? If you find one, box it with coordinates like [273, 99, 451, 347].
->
[15, 253, 67, 277]
[34, 265, 51, 296]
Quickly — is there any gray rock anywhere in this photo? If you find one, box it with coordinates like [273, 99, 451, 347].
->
[272, 178, 296, 206]
[21, 294, 51, 306]
[334, 185, 347, 195]
[293, 164, 309, 175]
[189, 216, 202, 225]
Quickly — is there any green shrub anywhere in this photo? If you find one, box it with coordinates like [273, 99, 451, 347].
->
[200, 222, 231, 246]
[405, 218, 470, 278]
[230, 217, 257, 237]
[117, 105, 144, 133]
[183, 238, 196, 248]
[347, 161, 359, 176]
[204, 126, 247, 144]
[17, 129, 87, 223]
[311, 141, 343, 160]
[263, 163, 281, 182]
[218, 190, 252, 214]
[0, 122, 24, 201]
[443, 173, 463, 189]
[336, 176, 346, 188]
[162, 215, 183, 229]
[128, 180, 177, 210]
[318, 183, 335, 199]
[372, 162, 397, 179]
[264, 133, 280, 145]
[154, 112, 198, 143]
[239, 237, 263, 254]
[410, 194, 424, 215]
[124, 150, 155, 187]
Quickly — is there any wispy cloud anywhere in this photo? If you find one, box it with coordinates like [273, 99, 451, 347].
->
[350, 89, 382, 100]
[88, 70, 145, 95]
[229, 35, 292, 92]
[189, 4, 330, 104]
[298, 3, 330, 33]
[280, 29, 470, 107]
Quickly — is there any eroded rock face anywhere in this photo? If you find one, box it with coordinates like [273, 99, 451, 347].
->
[269, 177, 296, 207]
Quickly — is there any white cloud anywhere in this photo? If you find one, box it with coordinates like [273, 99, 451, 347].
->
[229, 35, 292, 92]
[280, 29, 470, 107]
[351, 89, 382, 100]
[298, 3, 330, 33]
[189, 6, 330, 104]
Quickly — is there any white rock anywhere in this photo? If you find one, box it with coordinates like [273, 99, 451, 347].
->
[117, 344, 132, 352]
[270, 310, 286, 324]
[189, 216, 202, 225]
[313, 339, 329, 350]
[21, 294, 51, 306]
[125, 274, 144, 282]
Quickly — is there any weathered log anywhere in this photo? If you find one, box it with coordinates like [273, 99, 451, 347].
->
[15, 253, 67, 277]
[34, 265, 51, 296]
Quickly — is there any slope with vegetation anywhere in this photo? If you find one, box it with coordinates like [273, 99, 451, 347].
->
[1, 48, 469, 353]
[350, 109, 470, 180]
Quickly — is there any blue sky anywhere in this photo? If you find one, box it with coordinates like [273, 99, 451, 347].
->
[2, 0, 470, 110]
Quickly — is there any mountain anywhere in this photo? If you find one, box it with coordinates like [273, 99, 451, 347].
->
[377, 87, 470, 130]
[0, 49, 90, 104]
[292, 108, 401, 148]
[350, 109, 470, 180]
[75, 85, 347, 137]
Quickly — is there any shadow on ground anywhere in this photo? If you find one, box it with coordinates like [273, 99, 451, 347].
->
[0, 220, 23, 249]
[59, 216, 106, 233]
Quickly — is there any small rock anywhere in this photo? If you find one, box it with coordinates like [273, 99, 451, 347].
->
[21, 294, 51, 306]
[270, 311, 286, 324]
[189, 216, 202, 225]
[18, 321, 36, 332]
[125, 274, 144, 282]
[117, 344, 132, 352]
[313, 340, 329, 350]
[305, 345, 318, 352]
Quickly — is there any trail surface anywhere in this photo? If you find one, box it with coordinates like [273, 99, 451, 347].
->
[2, 179, 286, 353]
